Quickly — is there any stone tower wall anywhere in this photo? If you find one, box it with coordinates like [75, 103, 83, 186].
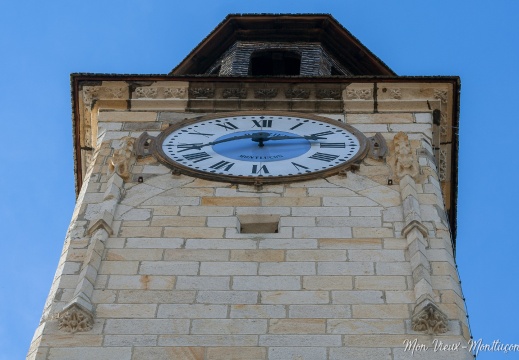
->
[27, 80, 471, 360]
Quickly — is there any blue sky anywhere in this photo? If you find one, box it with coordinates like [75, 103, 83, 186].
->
[1, 1, 518, 359]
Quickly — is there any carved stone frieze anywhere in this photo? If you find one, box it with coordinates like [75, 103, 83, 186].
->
[389, 88, 401, 99]
[164, 87, 187, 99]
[393, 132, 419, 179]
[434, 89, 448, 104]
[440, 111, 448, 138]
[316, 88, 341, 100]
[346, 88, 372, 100]
[412, 303, 448, 335]
[439, 149, 447, 181]
[58, 304, 94, 333]
[135, 87, 158, 99]
[254, 88, 278, 99]
[108, 137, 136, 181]
[189, 88, 215, 99]
[222, 88, 247, 99]
[284, 88, 310, 99]
[104, 87, 125, 99]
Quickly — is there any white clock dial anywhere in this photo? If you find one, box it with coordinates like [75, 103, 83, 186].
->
[156, 113, 367, 183]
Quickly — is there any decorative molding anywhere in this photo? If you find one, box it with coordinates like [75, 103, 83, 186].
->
[434, 89, 448, 104]
[254, 88, 278, 99]
[439, 148, 447, 181]
[58, 303, 94, 333]
[189, 88, 215, 99]
[393, 132, 419, 179]
[108, 137, 136, 182]
[222, 88, 247, 99]
[316, 88, 341, 100]
[402, 219, 429, 238]
[135, 87, 158, 99]
[164, 87, 187, 99]
[284, 88, 310, 99]
[412, 303, 449, 335]
[440, 111, 448, 138]
[346, 88, 372, 100]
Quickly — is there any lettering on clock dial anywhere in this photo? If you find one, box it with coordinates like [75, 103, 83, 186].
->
[216, 122, 239, 131]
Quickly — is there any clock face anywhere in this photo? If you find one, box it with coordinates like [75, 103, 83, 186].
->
[155, 113, 367, 183]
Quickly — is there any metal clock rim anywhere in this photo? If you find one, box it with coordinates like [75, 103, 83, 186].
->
[154, 111, 369, 184]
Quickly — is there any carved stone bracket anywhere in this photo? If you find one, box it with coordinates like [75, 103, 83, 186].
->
[108, 137, 136, 182]
[367, 133, 388, 160]
[412, 302, 449, 335]
[393, 132, 419, 179]
[58, 303, 94, 333]
[135, 132, 157, 158]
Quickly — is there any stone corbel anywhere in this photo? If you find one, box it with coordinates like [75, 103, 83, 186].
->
[108, 136, 136, 182]
[367, 133, 388, 160]
[412, 299, 449, 335]
[393, 132, 419, 179]
[58, 303, 94, 333]
[135, 132, 158, 158]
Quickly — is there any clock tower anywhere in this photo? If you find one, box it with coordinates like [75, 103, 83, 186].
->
[28, 14, 472, 360]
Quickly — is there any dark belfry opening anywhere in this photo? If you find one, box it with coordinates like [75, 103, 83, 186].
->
[249, 50, 301, 76]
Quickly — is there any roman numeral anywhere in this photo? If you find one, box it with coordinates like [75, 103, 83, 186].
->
[216, 122, 239, 131]
[320, 143, 346, 148]
[177, 143, 204, 152]
[310, 130, 334, 138]
[252, 164, 269, 174]
[291, 162, 309, 171]
[209, 160, 235, 171]
[183, 152, 212, 163]
[252, 119, 273, 128]
[309, 152, 339, 162]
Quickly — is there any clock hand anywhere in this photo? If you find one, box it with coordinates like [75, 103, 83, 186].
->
[265, 134, 328, 141]
[177, 133, 258, 151]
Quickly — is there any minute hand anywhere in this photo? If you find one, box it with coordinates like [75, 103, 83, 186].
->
[178, 133, 258, 151]
[266, 134, 328, 141]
